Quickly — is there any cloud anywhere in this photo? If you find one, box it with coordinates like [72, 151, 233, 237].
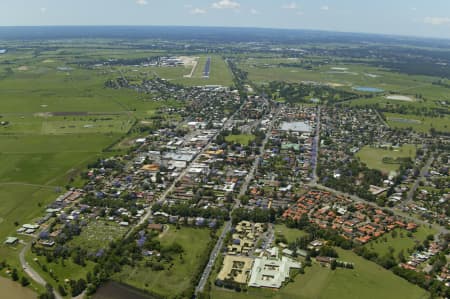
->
[212, 0, 240, 9]
[320, 5, 329, 11]
[281, 2, 298, 10]
[250, 8, 260, 15]
[410, 7, 417, 11]
[136, 0, 148, 6]
[190, 8, 207, 15]
[40, 7, 47, 13]
[423, 16, 450, 25]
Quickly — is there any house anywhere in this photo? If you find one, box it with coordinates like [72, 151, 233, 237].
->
[316, 256, 335, 266]
[4, 237, 18, 245]
[148, 223, 164, 232]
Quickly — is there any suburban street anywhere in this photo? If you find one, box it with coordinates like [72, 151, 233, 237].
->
[406, 155, 435, 204]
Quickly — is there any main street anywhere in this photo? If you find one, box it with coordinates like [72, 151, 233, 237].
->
[195, 103, 281, 295]
[129, 100, 248, 236]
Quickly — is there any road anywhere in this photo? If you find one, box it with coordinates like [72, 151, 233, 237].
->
[19, 241, 63, 299]
[311, 106, 321, 184]
[194, 220, 231, 295]
[406, 155, 434, 204]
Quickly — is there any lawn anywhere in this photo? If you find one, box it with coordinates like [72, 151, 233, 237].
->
[273, 224, 308, 244]
[365, 226, 436, 260]
[225, 134, 255, 146]
[210, 248, 428, 299]
[113, 226, 213, 298]
[356, 144, 417, 173]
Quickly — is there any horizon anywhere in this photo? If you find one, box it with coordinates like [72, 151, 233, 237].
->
[0, 0, 449, 39]
[0, 24, 449, 43]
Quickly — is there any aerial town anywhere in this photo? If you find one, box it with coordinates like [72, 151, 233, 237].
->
[0, 9, 450, 299]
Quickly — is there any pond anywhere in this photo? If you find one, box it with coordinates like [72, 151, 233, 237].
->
[0, 276, 37, 299]
[353, 86, 384, 92]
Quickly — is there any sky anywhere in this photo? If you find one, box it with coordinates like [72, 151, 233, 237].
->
[0, 0, 450, 39]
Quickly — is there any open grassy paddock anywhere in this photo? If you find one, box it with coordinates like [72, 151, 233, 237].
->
[273, 224, 308, 244]
[225, 134, 256, 146]
[356, 144, 417, 173]
[113, 226, 213, 298]
[365, 226, 436, 260]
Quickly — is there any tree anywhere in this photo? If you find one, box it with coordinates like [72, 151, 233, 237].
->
[330, 260, 337, 270]
[11, 268, 19, 281]
[21, 276, 30, 286]
[58, 285, 67, 297]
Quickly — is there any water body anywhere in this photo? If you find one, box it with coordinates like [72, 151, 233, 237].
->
[0, 276, 37, 299]
[353, 86, 384, 92]
[93, 281, 158, 299]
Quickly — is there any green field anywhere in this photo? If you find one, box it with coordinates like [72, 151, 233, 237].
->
[225, 134, 255, 145]
[113, 226, 212, 297]
[384, 113, 450, 133]
[210, 248, 428, 299]
[365, 226, 436, 260]
[273, 224, 308, 244]
[356, 144, 417, 173]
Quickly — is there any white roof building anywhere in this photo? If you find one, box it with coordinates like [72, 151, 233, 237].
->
[248, 256, 301, 289]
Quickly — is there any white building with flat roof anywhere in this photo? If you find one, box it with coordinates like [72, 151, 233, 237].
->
[248, 256, 301, 289]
